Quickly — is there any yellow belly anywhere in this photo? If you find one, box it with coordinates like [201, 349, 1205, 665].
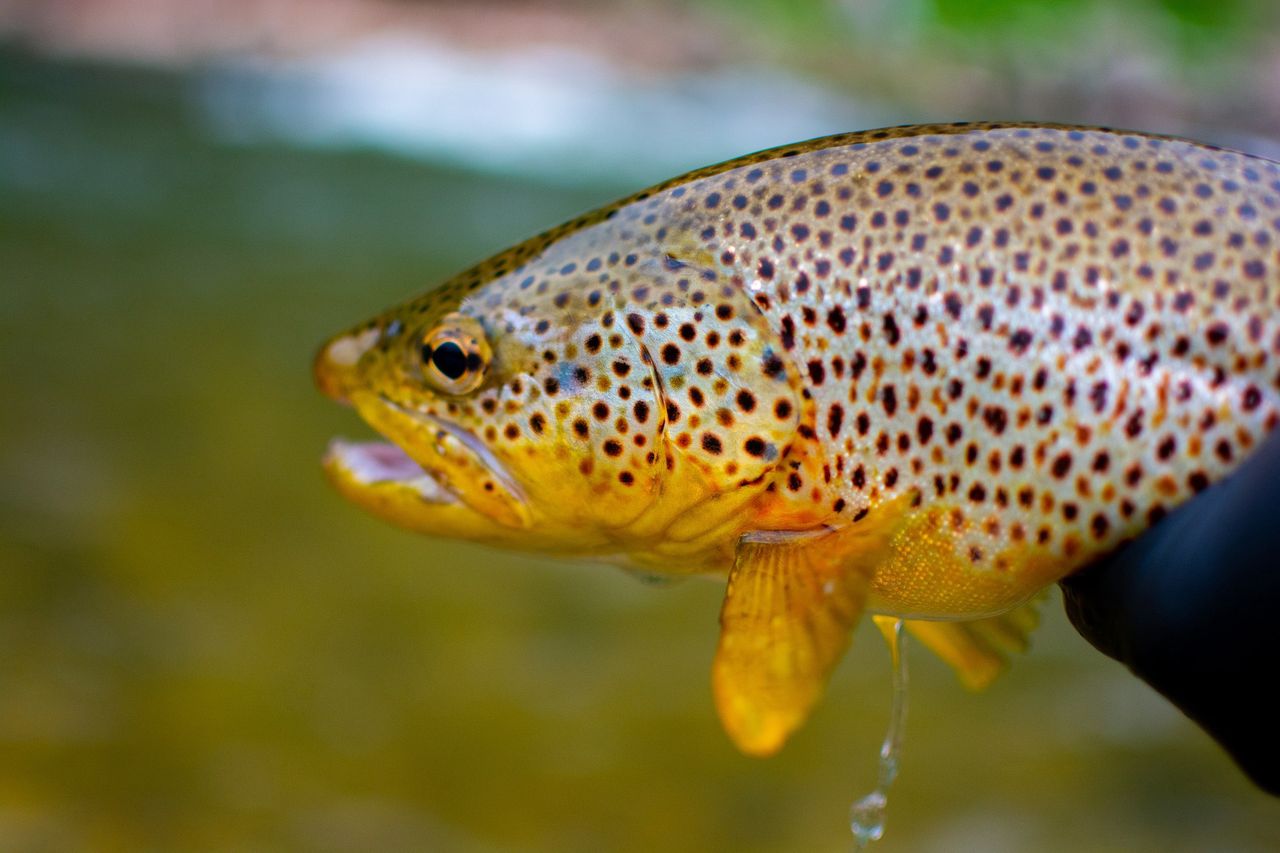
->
[867, 505, 1071, 619]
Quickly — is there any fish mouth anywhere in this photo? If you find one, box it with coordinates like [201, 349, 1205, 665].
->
[324, 438, 458, 504]
[323, 394, 532, 531]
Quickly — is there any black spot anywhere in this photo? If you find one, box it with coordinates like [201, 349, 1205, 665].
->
[982, 406, 1008, 435]
[851, 352, 867, 380]
[828, 405, 844, 437]
[1051, 454, 1072, 478]
[944, 293, 963, 319]
[808, 360, 826, 384]
[780, 316, 796, 350]
[827, 307, 847, 333]
[882, 314, 900, 345]
[977, 306, 994, 331]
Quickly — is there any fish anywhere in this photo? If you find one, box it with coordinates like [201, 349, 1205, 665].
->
[314, 122, 1280, 758]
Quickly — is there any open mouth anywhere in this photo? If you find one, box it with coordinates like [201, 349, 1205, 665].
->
[324, 439, 457, 503]
[323, 394, 532, 531]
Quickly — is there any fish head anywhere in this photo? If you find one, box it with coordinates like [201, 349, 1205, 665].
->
[314, 233, 673, 552]
[316, 205, 806, 560]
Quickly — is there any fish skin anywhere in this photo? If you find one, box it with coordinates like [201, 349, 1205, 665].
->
[316, 122, 1280, 752]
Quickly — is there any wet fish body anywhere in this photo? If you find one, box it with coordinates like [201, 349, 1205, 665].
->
[315, 123, 1280, 755]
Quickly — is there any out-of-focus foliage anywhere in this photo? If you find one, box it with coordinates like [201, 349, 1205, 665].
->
[2, 2, 1280, 850]
[694, 0, 1280, 143]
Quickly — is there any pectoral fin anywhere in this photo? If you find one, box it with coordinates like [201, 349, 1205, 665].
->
[896, 595, 1045, 690]
[712, 524, 890, 757]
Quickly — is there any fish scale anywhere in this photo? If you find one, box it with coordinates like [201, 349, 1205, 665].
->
[316, 122, 1280, 758]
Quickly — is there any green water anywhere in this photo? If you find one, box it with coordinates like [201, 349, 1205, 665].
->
[2, 50, 1278, 851]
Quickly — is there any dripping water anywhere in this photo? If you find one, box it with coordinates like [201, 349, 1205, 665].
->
[850, 618, 908, 849]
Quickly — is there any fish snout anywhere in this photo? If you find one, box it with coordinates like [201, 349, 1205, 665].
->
[313, 326, 381, 404]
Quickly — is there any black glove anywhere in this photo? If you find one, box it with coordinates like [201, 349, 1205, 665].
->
[1060, 430, 1280, 796]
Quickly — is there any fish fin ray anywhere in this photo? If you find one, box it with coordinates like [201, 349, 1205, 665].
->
[900, 593, 1046, 691]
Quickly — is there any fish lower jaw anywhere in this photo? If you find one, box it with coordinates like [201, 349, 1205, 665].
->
[324, 438, 457, 504]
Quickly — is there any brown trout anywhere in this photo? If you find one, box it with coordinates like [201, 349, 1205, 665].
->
[315, 123, 1280, 757]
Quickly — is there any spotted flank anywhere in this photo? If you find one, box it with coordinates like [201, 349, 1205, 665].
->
[316, 122, 1280, 756]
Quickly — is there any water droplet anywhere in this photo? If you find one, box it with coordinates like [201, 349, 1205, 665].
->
[850, 619, 908, 849]
[849, 789, 887, 847]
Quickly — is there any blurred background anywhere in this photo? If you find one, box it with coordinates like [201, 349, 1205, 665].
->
[3, 1, 1280, 850]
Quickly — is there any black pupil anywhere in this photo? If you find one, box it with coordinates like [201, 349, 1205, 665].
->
[430, 340, 468, 380]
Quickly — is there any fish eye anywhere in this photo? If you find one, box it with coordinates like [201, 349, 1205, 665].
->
[419, 313, 490, 395]
[428, 340, 468, 379]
